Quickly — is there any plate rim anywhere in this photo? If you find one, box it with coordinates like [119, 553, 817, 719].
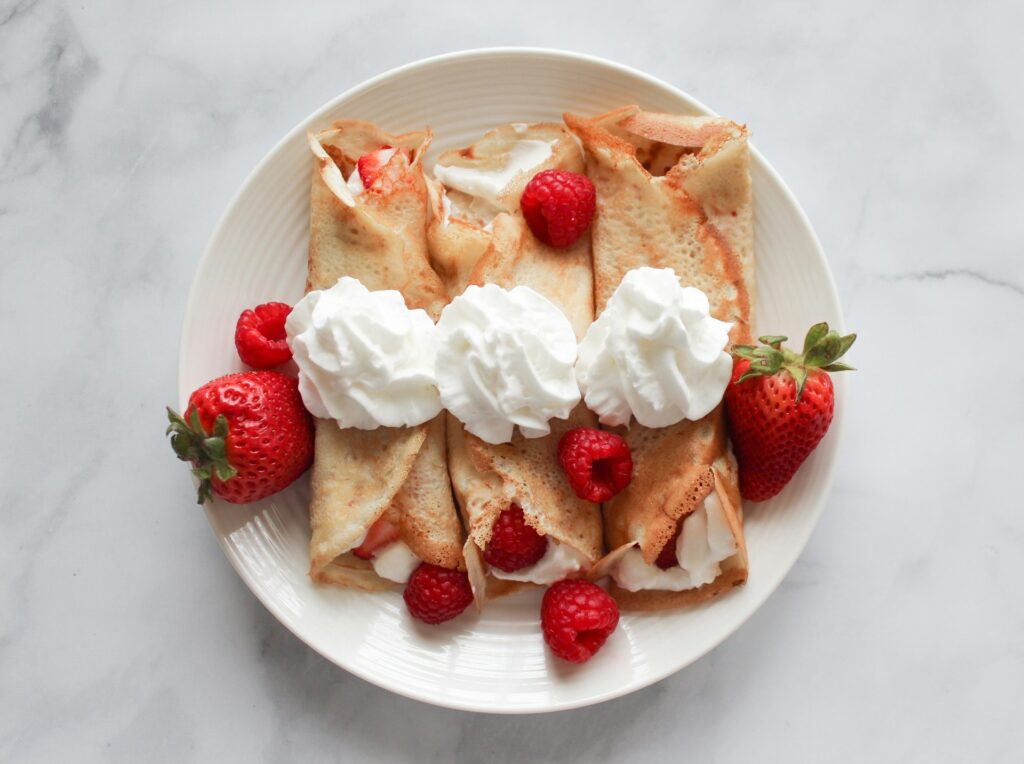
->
[178, 46, 846, 714]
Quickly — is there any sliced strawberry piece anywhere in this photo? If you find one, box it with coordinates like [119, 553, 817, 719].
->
[654, 522, 683, 569]
[352, 516, 400, 560]
[357, 145, 407, 188]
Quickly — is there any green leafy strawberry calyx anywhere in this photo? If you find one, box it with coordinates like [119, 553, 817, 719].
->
[165, 407, 237, 504]
[731, 322, 857, 400]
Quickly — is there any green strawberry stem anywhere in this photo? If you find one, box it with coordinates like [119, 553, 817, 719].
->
[732, 322, 857, 400]
[165, 407, 237, 504]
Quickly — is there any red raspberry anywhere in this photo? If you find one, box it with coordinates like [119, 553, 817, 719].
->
[520, 169, 596, 248]
[483, 504, 548, 572]
[655, 523, 683, 569]
[403, 563, 474, 625]
[234, 302, 292, 368]
[558, 428, 633, 503]
[541, 579, 619, 663]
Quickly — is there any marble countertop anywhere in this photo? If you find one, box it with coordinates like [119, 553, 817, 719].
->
[2, 1, 1021, 761]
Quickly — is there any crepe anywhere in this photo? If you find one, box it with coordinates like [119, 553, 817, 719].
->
[426, 123, 603, 604]
[565, 106, 754, 609]
[305, 120, 462, 589]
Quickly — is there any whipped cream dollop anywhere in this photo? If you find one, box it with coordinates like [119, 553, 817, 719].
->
[612, 491, 737, 592]
[435, 284, 581, 444]
[490, 539, 590, 585]
[576, 267, 733, 428]
[370, 540, 421, 584]
[286, 276, 442, 429]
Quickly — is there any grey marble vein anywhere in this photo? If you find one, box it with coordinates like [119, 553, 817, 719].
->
[0, 6, 98, 181]
[1, 1, 1022, 762]
[0, 0, 39, 28]
[880, 268, 1024, 298]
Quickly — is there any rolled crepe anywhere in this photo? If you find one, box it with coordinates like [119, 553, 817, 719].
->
[426, 123, 603, 604]
[565, 106, 754, 610]
[305, 120, 463, 589]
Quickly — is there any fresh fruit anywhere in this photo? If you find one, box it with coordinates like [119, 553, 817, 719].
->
[352, 516, 400, 560]
[541, 579, 619, 663]
[655, 523, 683, 569]
[403, 563, 474, 624]
[166, 371, 314, 504]
[483, 504, 548, 572]
[558, 427, 633, 503]
[520, 169, 596, 248]
[724, 322, 856, 501]
[234, 301, 293, 368]
[357, 145, 408, 188]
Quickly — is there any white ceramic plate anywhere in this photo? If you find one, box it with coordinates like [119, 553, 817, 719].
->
[178, 48, 845, 713]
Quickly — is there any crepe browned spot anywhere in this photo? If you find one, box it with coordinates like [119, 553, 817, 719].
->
[426, 123, 603, 606]
[305, 121, 463, 589]
[565, 107, 754, 610]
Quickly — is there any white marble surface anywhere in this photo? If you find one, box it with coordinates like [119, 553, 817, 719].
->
[2, 0, 1022, 760]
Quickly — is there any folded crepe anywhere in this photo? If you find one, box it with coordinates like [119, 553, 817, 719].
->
[426, 123, 603, 604]
[565, 106, 754, 610]
[305, 120, 463, 589]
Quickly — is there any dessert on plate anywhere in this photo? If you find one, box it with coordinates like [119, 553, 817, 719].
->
[567, 107, 753, 609]
[168, 104, 855, 667]
[427, 123, 603, 604]
[294, 121, 464, 591]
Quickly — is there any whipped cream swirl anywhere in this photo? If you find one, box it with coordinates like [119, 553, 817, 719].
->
[613, 491, 737, 592]
[286, 276, 442, 429]
[435, 284, 580, 444]
[576, 267, 733, 428]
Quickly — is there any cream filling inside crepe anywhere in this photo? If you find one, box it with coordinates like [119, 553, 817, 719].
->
[490, 539, 589, 585]
[433, 138, 555, 225]
[344, 147, 398, 197]
[334, 531, 421, 585]
[612, 491, 737, 591]
[438, 187, 496, 232]
[370, 541, 420, 584]
[440, 190, 453, 226]
[346, 166, 365, 196]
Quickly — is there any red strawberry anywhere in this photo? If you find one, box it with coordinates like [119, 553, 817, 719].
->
[357, 145, 408, 188]
[166, 371, 314, 504]
[352, 516, 400, 560]
[724, 323, 856, 501]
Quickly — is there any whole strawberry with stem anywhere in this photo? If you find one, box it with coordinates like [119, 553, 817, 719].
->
[724, 322, 856, 502]
[166, 370, 314, 504]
